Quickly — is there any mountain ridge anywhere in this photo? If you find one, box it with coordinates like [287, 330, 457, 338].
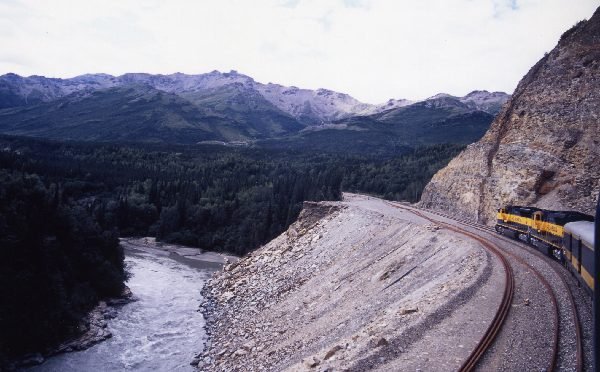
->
[0, 71, 509, 118]
[0, 71, 510, 149]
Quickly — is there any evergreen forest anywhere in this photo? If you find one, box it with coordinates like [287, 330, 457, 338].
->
[0, 134, 463, 361]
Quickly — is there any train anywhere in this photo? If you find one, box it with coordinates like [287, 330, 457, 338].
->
[495, 205, 595, 294]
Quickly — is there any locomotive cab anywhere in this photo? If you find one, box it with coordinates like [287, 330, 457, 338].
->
[496, 207, 507, 234]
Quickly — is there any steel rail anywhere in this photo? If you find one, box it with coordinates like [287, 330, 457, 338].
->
[384, 202, 515, 371]
[392, 202, 580, 372]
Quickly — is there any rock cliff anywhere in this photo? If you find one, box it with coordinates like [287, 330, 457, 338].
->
[420, 6, 600, 223]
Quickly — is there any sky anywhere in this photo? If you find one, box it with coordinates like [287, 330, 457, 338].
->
[0, 0, 598, 103]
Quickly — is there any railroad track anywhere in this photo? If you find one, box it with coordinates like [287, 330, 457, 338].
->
[384, 201, 565, 372]
[402, 203, 583, 372]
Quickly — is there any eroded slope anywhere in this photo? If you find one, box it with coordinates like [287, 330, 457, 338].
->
[198, 195, 497, 371]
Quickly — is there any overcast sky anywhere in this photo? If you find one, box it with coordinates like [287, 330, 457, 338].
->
[0, 0, 597, 103]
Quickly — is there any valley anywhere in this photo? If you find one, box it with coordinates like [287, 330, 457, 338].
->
[1, 2, 598, 371]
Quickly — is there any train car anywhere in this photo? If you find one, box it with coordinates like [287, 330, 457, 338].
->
[563, 221, 595, 294]
[529, 210, 594, 258]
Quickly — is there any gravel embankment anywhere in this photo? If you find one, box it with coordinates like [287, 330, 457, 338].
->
[197, 195, 505, 371]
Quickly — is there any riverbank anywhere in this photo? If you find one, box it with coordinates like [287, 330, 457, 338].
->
[16, 238, 231, 371]
[120, 237, 239, 270]
[8, 287, 134, 370]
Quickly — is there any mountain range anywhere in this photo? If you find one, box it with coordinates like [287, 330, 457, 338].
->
[0, 71, 509, 150]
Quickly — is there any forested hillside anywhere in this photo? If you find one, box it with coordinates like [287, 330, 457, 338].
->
[0, 169, 125, 360]
[0, 136, 462, 255]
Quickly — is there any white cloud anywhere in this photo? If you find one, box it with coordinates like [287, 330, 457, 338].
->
[0, 0, 597, 103]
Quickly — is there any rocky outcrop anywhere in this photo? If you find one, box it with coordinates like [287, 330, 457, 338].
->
[420, 7, 600, 223]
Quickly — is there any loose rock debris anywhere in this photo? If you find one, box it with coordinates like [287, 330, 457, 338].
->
[198, 197, 488, 371]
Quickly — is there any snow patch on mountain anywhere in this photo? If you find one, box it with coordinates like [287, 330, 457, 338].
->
[359, 98, 414, 115]
[408, 91, 509, 114]
[459, 90, 510, 114]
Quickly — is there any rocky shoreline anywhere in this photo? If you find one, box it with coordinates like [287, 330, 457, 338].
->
[8, 286, 135, 370]
[121, 237, 237, 270]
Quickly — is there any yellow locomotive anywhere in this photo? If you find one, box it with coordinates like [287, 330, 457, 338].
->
[496, 206, 595, 293]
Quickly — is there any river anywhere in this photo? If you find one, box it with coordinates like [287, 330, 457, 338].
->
[29, 240, 224, 371]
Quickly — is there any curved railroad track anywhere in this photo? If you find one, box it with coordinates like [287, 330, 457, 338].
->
[384, 201, 564, 372]
[405, 203, 583, 372]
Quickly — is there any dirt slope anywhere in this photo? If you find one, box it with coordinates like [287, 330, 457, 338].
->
[197, 195, 502, 371]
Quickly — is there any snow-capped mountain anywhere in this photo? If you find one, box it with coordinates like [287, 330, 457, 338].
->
[459, 90, 510, 114]
[0, 70, 510, 148]
[359, 98, 414, 115]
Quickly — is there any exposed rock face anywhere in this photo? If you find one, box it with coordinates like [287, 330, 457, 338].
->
[420, 7, 600, 223]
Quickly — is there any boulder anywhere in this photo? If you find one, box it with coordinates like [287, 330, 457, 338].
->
[324, 345, 343, 360]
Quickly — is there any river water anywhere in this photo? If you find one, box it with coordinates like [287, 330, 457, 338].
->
[29, 244, 221, 371]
